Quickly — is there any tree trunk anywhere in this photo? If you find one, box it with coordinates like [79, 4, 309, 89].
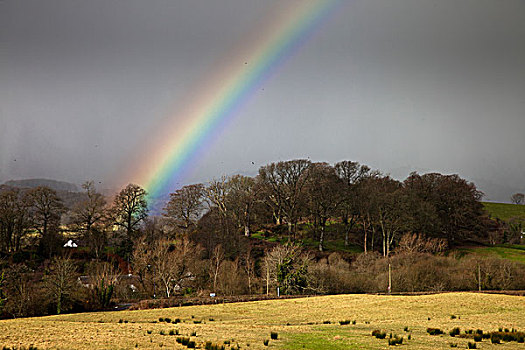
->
[318, 224, 325, 252]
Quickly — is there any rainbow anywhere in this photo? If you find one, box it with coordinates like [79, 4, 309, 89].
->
[129, 0, 343, 200]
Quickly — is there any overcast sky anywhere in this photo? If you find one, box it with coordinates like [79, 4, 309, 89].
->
[1, 0, 524, 201]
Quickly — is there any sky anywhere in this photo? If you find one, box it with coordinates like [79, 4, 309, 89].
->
[1, 0, 524, 202]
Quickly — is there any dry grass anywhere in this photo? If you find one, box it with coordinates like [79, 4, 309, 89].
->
[0, 292, 523, 349]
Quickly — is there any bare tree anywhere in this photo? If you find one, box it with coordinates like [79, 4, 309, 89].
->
[69, 181, 108, 258]
[132, 237, 201, 298]
[227, 175, 261, 237]
[43, 256, 78, 314]
[112, 183, 148, 238]
[259, 159, 311, 239]
[334, 161, 371, 246]
[0, 188, 32, 253]
[305, 163, 343, 251]
[163, 184, 205, 231]
[209, 244, 224, 292]
[205, 177, 232, 236]
[511, 193, 525, 205]
[264, 243, 310, 295]
[28, 186, 66, 257]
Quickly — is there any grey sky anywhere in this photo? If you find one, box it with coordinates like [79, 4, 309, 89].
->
[1, 0, 524, 201]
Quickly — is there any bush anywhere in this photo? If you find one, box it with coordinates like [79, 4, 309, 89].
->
[404, 326, 409, 332]
[372, 330, 387, 339]
[169, 330, 178, 336]
[339, 320, 351, 325]
[263, 339, 269, 346]
[467, 342, 476, 349]
[323, 320, 331, 324]
[190, 331, 196, 337]
[270, 332, 278, 340]
[193, 320, 202, 324]
[491, 334, 501, 344]
[173, 318, 181, 324]
[187, 341, 196, 348]
[449, 343, 457, 348]
[159, 317, 164, 322]
[427, 328, 444, 335]
[388, 335, 403, 346]
[159, 330, 165, 335]
[449, 327, 460, 337]
[473, 334, 482, 342]
[164, 318, 171, 323]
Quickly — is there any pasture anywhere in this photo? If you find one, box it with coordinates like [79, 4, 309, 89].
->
[483, 202, 525, 224]
[0, 293, 523, 349]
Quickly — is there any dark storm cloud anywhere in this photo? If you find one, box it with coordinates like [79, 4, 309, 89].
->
[1, 0, 524, 201]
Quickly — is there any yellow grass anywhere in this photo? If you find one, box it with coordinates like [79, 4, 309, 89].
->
[0, 293, 524, 349]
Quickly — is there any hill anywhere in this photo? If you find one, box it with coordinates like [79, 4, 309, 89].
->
[0, 293, 523, 349]
[3, 178, 79, 192]
[483, 202, 525, 224]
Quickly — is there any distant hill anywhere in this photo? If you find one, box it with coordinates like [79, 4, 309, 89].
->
[3, 179, 79, 192]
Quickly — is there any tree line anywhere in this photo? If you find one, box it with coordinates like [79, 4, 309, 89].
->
[0, 159, 523, 318]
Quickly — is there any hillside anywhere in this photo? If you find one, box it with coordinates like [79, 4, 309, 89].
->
[0, 293, 523, 349]
[483, 202, 525, 223]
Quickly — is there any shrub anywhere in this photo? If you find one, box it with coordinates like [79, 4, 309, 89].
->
[190, 331, 196, 337]
[263, 339, 269, 346]
[169, 330, 177, 336]
[475, 329, 483, 335]
[205, 342, 212, 350]
[352, 320, 356, 325]
[372, 330, 387, 339]
[270, 332, 278, 340]
[450, 315, 456, 319]
[449, 343, 457, 348]
[193, 320, 202, 324]
[147, 330, 152, 334]
[427, 328, 444, 335]
[404, 326, 409, 332]
[473, 334, 482, 342]
[467, 342, 476, 349]
[491, 334, 501, 344]
[164, 318, 171, 323]
[223, 340, 230, 345]
[187, 341, 196, 348]
[449, 327, 460, 337]
[159, 330, 165, 335]
[339, 320, 351, 325]
[118, 319, 123, 323]
[181, 337, 190, 346]
[209, 318, 215, 321]
[408, 334, 411, 340]
[323, 320, 331, 324]
[159, 317, 164, 322]
[388, 335, 403, 346]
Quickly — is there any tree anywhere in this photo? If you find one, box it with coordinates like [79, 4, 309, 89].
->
[259, 159, 311, 239]
[305, 163, 343, 251]
[43, 256, 78, 314]
[264, 243, 310, 295]
[0, 187, 32, 253]
[404, 173, 485, 244]
[511, 193, 525, 205]
[226, 175, 261, 237]
[163, 184, 205, 231]
[205, 177, 232, 237]
[69, 181, 108, 258]
[334, 161, 371, 246]
[112, 184, 148, 238]
[132, 237, 201, 298]
[28, 186, 66, 257]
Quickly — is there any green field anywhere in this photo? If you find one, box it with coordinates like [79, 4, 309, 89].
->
[483, 202, 525, 223]
[1, 293, 523, 349]
[457, 244, 525, 264]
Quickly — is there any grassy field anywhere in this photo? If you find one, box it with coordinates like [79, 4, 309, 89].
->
[1, 293, 523, 349]
[483, 202, 525, 223]
[457, 244, 525, 264]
